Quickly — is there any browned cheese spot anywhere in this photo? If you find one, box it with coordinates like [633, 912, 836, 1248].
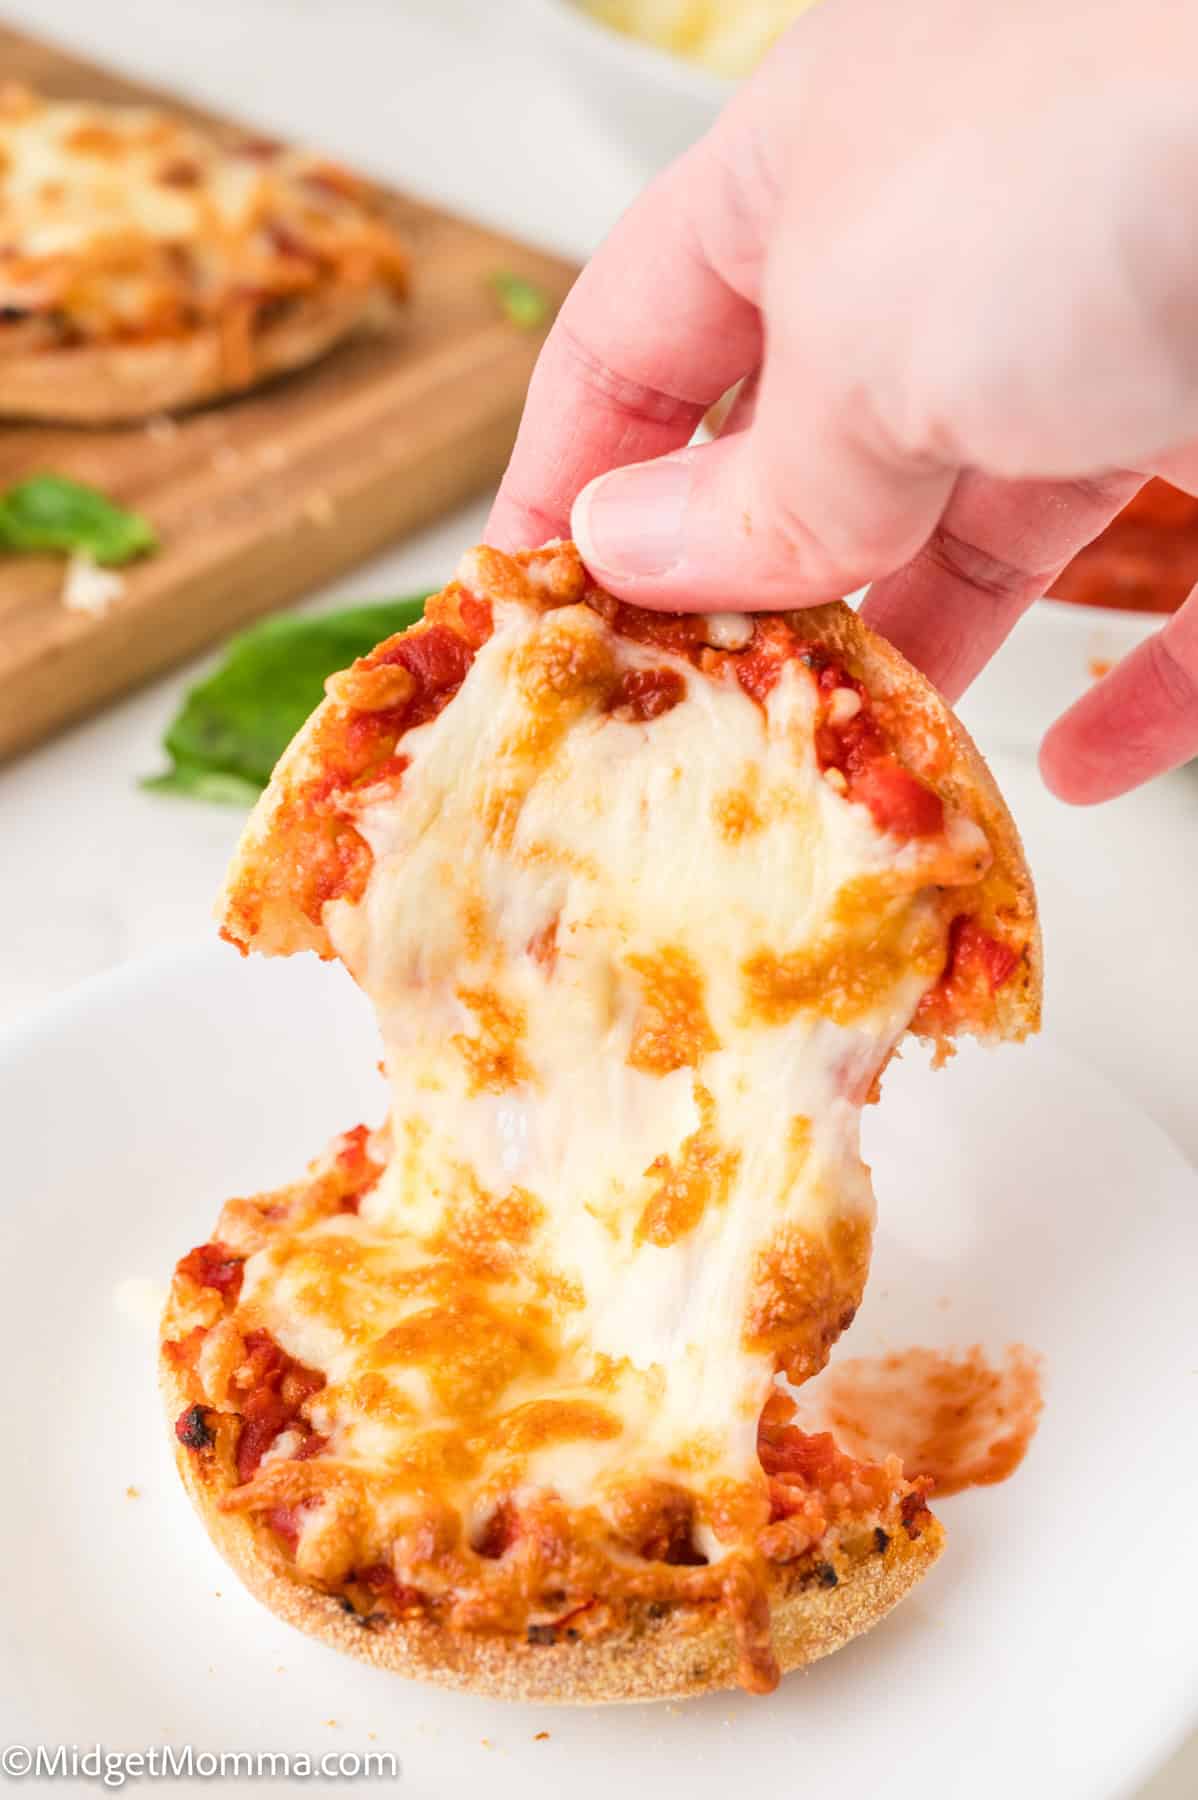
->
[324, 1368, 415, 1430]
[373, 1293, 556, 1419]
[423, 579, 485, 636]
[667, 1433, 722, 1476]
[514, 611, 616, 718]
[742, 908, 943, 1030]
[743, 1212, 873, 1383]
[467, 546, 537, 605]
[324, 663, 415, 712]
[530, 1264, 587, 1313]
[626, 946, 719, 1075]
[702, 1477, 773, 1546]
[713, 765, 766, 842]
[714, 788, 764, 842]
[636, 1085, 739, 1246]
[490, 1398, 621, 1455]
[272, 1232, 452, 1350]
[484, 612, 616, 850]
[157, 157, 202, 188]
[429, 1179, 545, 1278]
[379, 1425, 481, 1491]
[136, 119, 178, 151]
[452, 985, 532, 1094]
[63, 121, 127, 157]
[607, 1478, 705, 1564]
[458, 890, 489, 963]
[787, 1115, 813, 1164]
[481, 788, 524, 851]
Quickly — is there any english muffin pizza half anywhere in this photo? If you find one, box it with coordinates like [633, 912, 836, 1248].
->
[162, 541, 1039, 1701]
[0, 85, 407, 423]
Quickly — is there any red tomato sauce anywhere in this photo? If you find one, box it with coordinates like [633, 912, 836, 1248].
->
[1051, 478, 1198, 613]
[804, 655, 945, 838]
[176, 1240, 244, 1300]
[263, 1504, 305, 1554]
[599, 599, 945, 843]
[368, 622, 477, 729]
[914, 914, 1020, 1037]
[605, 666, 687, 721]
[230, 1331, 327, 1483]
[757, 1389, 928, 1523]
[816, 1344, 1044, 1496]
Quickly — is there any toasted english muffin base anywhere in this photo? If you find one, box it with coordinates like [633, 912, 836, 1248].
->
[0, 282, 397, 425]
[786, 600, 1041, 1044]
[163, 1354, 943, 1703]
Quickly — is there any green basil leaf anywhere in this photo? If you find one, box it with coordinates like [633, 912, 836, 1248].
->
[140, 765, 266, 806]
[0, 474, 157, 565]
[490, 270, 551, 330]
[145, 594, 430, 801]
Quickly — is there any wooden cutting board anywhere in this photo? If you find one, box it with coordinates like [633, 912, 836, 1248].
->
[0, 25, 578, 762]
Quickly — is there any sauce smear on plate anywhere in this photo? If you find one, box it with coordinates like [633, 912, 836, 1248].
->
[817, 1345, 1043, 1496]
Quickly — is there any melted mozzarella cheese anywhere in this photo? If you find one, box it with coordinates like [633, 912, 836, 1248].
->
[0, 101, 264, 262]
[0, 93, 391, 331]
[240, 586, 990, 1554]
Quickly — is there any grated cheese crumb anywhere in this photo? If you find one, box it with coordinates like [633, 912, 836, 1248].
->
[826, 687, 863, 727]
[703, 612, 753, 650]
[61, 553, 125, 618]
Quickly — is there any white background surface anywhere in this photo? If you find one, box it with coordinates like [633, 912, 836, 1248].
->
[0, 2, 1194, 1793]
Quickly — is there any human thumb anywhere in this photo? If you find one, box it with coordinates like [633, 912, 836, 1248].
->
[570, 389, 955, 614]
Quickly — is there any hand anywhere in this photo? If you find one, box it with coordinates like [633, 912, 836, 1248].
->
[488, 0, 1198, 801]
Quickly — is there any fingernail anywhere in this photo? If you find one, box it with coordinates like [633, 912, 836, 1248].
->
[572, 455, 692, 579]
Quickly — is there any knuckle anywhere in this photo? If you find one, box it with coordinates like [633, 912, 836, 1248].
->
[1059, 471, 1142, 513]
[923, 524, 1044, 607]
[1145, 628, 1198, 715]
[756, 489, 869, 595]
[552, 320, 700, 429]
[491, 480, 566, 549]
[691, 128, 781, 295]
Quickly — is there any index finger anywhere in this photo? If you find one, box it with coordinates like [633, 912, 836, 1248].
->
[486, 135, 766, 552]
[1040, 591, 1198, 801]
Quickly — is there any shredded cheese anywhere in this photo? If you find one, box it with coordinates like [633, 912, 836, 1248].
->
[0, 87, 406, 348]
[224, 556, 990, 1561]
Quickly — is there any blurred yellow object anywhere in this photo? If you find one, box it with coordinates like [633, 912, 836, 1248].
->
[579, 0, 820, 78]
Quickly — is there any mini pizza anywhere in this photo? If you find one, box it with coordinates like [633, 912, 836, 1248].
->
[162, 541, 1039, 1701]
[0, 84, 407, 423]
